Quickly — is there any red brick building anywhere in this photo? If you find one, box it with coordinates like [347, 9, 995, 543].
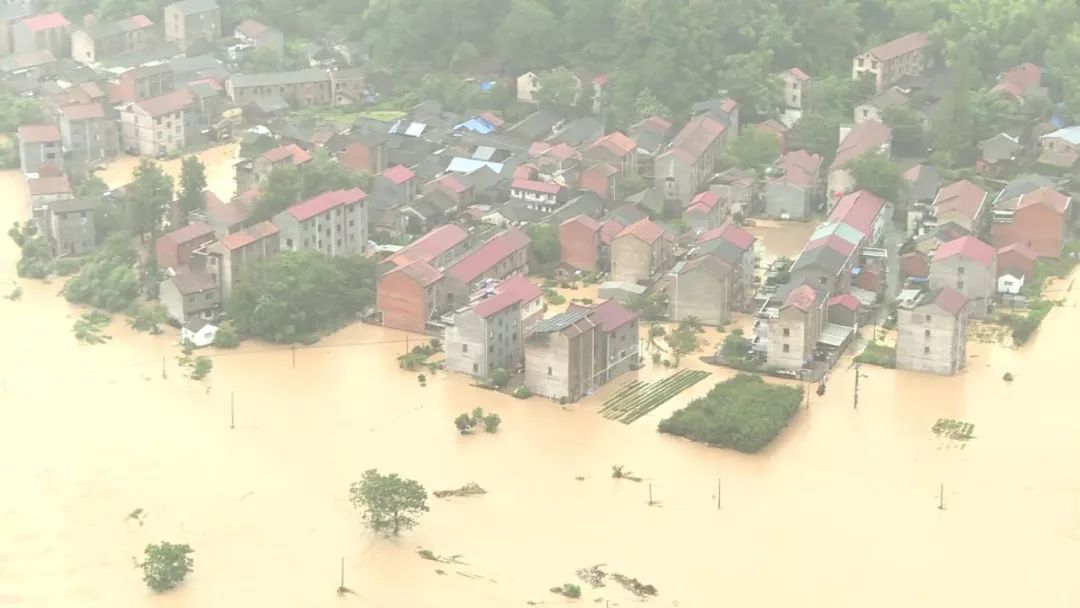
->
[155, 221, 215, 270]
[996, 242, 1038, 280]
[580, 162, 618, 199]
[559, 214, 601, 272]
[377, 260, 451, 334]
[991, 187, 1072, 258]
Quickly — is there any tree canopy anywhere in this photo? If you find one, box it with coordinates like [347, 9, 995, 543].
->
[139, 541, 194, 593]
[727, 129, 782, 171]
[253, 151, 372, 221]
[177, 156, 208, 223]
[848, 151, 905, 202]
[127, 159, 174, 238]
[63, 235, 140, 312]
[348, 469, 429, 536]
[226, 252, 376, 343]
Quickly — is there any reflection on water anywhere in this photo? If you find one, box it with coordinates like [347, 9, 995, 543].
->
[2, 162, 1079, 607]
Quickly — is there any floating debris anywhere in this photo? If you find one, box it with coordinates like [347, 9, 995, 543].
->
[611, 572, 658, 597]
[433, 482, 486, 498]
[575, 564, 607, 588]
[611, 465, 642, 483]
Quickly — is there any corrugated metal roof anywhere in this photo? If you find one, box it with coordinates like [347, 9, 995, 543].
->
[531, 308, 592, 333]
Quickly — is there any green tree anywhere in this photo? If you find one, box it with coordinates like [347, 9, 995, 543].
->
[525, 224, 560, 268]
[127, 302, 168, 334]
[348, 469, 429, 536]
[177, 156, 208, 222]
[8, 221, 51, 278]
[139, 541, 194, 593]
[634, 88, 671, 121]
[848, 151, 904, 201]
[127, 159, 174, 238]
[63, 235, 140, 312]
[75, 174, 109, 198]
[241, 46, 282, 73]
[665, 324, 700, 366]
[454, 413, 474, 433]
[227, 251, 375, 343]
[718, 50, 782, 119]
[212, 322, 240, 348]
[252, 164, 301, 220]
[496, 0, 557, 72]
[534, 67, 578, 110]
[881, 105, 925, 157]
[727, 129, 781, 170]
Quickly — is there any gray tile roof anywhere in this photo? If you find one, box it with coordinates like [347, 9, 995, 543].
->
[531, 308, 593, 333]
[230, 68, 329, 89]
[791, 244, 848, 275]
[167, 0, 219, 15]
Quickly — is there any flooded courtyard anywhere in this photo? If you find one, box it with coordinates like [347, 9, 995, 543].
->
[2, 152, 1080, 607]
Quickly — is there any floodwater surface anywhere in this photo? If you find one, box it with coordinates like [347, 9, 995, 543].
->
[1, 156, 1079, 607]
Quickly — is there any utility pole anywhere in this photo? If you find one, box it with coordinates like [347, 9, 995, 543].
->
[853, 361, 861, 410]
[340, 557, 345, 589]
[162, 356, 167, 379]
[230, 392, 235, 430]
[291, 345, 296, 368]
[938, 483, 945, 510]
[717, 477, 722, 509]
[648, 483, 654, 506]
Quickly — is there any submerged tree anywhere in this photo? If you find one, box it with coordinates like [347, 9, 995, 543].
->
[349, 469, 429, 536]
[139, 541, 194, 592]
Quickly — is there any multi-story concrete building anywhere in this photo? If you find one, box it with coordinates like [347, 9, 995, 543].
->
[227, 69, 332, 107]
[895, 287, 968, 375]
[163, 0, 220, 51]
[991, 186, 1073, 259]
[692, 221, 757, 311]
[445, 290, 524, 379]
[668, 254, 732, 326]
[610, 218, 672, 284]
[26, 173, 71, 220]
[44, 197, 97, 256]
[156, 221, 216, 271]
[203, 220, 279, 298]
[767, 284, 827, 371]
[525, 298, 638, 402]
[827, 122, 892, 201]
[851, 32, 930, 93]
[59, 103, 120, 177]
[377, 260, 463, 334]
[764, 149, 822, 220]
[931, 179, 988, 233]
[445, 228, 530, 292]
[274, 188, 368, 257]
[653, 115, 727, 205]
[0, 3, 32, 56]
[232, 19, 283, 59]
[780, 67, 810, 113]
[71, 14, 155, 63]
[16, 123, 62, 175]
[119, 89, 193, 156]
[559, 214, 602, 272]
[928, 235, 996, 319]
[110, 63, 174, 102]
[160, 269, 220, 325]
[12, 12, 69, 57]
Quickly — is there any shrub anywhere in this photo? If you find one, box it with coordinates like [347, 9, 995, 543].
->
[854, 342, 896, 368]
[454, 413, 474, 433]
[512, 386, 532, 399]
[1012, 299, 1053, 345]
[561, 583, 581, 598]
[52, 257, 85, 276]
[139, 541, 194, 592]
[212, 323, 240, 348]
[482, 413, 501, 433]
[721, 332, 752, 358]
[190, 356, 213, 380]
[490, 368, 510, 388]
[658, 374, 801, 453]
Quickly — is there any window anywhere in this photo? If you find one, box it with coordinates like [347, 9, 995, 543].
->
[924, 346, 931, 355]
[286, 238, 293, 248]
[957, 280, 965, 289]
[206, 292, 213, 301]
[819, 277, 827, 285]
[782, 328, 790, 337]
[782, 344, 790, 353]
[791, 94, 797, 104]
[349, 219, 354, 227]
[547, 366, 553, 376]
[925, 329, 931, 338]
[925, 314, 931, 322]
[461, 344, 467, 353]
[958, 266, 965, 275]
[472, 363, 478, 373]
[862, 109, 869, 118]
[858, 58, 864, 68]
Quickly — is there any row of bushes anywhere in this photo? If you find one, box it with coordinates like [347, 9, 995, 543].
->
[999, 299, 1055, 345]
[854, 342, 896, 368]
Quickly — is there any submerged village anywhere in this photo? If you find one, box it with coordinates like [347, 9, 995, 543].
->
[1, 0, 1080, 606]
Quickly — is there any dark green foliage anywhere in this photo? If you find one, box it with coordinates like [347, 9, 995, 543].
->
[227, 252, 375, 343]
[1011, 300, 1054, 345]
[721, 330, 752, 358]
[454, 413, 474, 433]
[63, 236, 139, 312]
[658, 374, 801, 453]
[127, 303, 167, 334]
[854, 342, 897, 368]
[190, 357, 213, 380]
[177, 156, 208, 221]
[72, 310, 112, 345]
[525, 224, 559, 268]
[848, 151, 905, 202]
[253, 151, 372, 221]
[8, 221, 51, 279]
[665, 324, 699, 365]
[212, 323, 240, 348]
[127, 159, 173, 237]
[482, 413, 501, 433]
[139, 541, 194, 593]
[512, 386, 532, 399]
[348, 469, 429, 536]
[490, 368, 510, 388]
[727, 128, 781, 170]
[0, 87, 45, 132]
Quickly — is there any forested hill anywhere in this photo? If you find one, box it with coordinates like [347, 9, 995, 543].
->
[42, 0, 1080, 130]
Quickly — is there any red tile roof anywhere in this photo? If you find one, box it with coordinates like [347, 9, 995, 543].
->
[580, 298, 637, 332]
[828, 293, 860, 312]
[588, 131, 636, 157]
[806, 235, 857, 257]
[866, 32, 929, 61]
[471, 289, 520, 318]
[776, 149, 821, 188]
[21, 13, 68, 32]
[382, 164, 415, 184]
[60, 103, 104, 120]
[479, 111, 504, 127]
[132, 89, 193, 117]
[17, 123, 60, 144]
[27, 175, 71, 196]
[830, 121, 891, 170]
[931, 287, 968, 316]
[124, 14, 153, 29]
[998, 63, 1042, 92]
[616, 218, 664, 244]
[155, 222, 214, 268]
[997, 242, 1037, 262]
[697, 220, 755, 250]
[783, 284, 819, 311]
[286, 188, 367, 221]
[690, 191, 721, 210]
[585, 162, 618, 178]
[437, 174, 468, 194]
[788, 67, 810, 81]
[933, 180, 987, 223]
[512, 178, 562, 195]
[561, 214, 600, 232]
[217, 220, 279, 251]
[1017, 187, 1070, 215]
[828, 190, 887, 237]
[494, 274, 543, 305]
[666, 116, 726, 164]
[392, 259, 443, 287]
[207, 192, 252, 227]
[932, 235, 995, 267]
[235, 19, 269, 39]
[599, 220, 623, 245]
[263, 143, 311, 165]
[387, 224, 469, 268]
[447, 228, 530, 284]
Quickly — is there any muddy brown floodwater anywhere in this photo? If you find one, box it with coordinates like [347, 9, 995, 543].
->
[2, 154, 1080, 607]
